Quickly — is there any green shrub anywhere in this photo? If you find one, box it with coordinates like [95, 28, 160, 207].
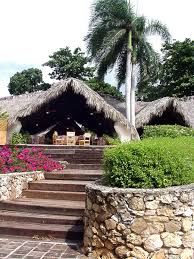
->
[103, 135, 121, 145]
[0, 110, 9, 119]
[11, 132, 30, 144]
[142, 125, 194, 139]
[103, 137, 194, 188]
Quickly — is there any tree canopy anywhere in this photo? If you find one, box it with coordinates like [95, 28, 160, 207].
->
[87, 78, 124, 101]
[8, 68, 50, 95]
[159, 38, 194, 97]
[137, 38, 194, 101]
[43, 47, 94, 80]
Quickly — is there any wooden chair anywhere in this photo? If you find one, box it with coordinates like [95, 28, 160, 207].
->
[66, 131, 76, 146]
[79, 133, 91, 146]
[53, 131, 65, 145]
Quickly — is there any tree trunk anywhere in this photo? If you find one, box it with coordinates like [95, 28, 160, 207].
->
[126, 31, 132, 126]
[130, 64, 136, 127]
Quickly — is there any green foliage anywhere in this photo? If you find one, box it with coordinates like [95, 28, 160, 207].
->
[159, 39, 194, 97]
[87, 78, 124, 101]
[8, 68, 51, 95]
[142, 125, 194, 139]
[103, 135, 121, 145]
[85, 0, 170, 88]
[0, 110, 9, 119]
[11, 133, 30, 144]
[103, 137, 194, 188]
[43, 47, 94, 80]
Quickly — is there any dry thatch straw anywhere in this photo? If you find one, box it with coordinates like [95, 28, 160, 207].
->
[0, 78, 128, 127]
[104, 95, 194, 129]
[136, 96, 194, 129]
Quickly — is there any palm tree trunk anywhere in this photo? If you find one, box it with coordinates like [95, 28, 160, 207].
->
[126, 31, 132, 126]
[130, 64, 136, 127]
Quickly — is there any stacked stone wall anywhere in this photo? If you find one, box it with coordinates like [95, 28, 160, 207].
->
[84, 181, 194, 259]
[0, 171, 44, 201]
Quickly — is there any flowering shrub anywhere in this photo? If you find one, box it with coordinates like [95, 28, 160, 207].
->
[0, 146, 63, 174]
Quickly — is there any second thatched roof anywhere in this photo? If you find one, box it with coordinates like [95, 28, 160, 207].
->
[104, 95, 194, 129]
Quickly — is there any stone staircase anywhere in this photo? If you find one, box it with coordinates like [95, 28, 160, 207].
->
[0, 146, 104, 241]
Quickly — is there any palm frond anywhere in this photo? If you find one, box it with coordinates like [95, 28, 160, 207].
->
[145, 20, 171, 42]
[97, 32, 127, 79]
[95, 29, 126, 62]
[91, 0, 133, 25]
[116, 45, 127, 88]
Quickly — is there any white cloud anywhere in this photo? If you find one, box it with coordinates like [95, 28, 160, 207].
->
[0, 0, 194, 97]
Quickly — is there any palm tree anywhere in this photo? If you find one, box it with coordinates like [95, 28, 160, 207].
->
[85, 0, 170, 131]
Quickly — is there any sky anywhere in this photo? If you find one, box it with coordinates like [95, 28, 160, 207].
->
[0, 0, 194, 97]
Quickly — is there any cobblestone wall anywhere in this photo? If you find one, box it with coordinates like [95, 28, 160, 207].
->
[84, 181, 194, 259]
[0, 171, 44, 201]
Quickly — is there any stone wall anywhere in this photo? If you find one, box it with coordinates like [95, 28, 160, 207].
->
[0, 171, 44, 201]
[84, 181, 194, 259]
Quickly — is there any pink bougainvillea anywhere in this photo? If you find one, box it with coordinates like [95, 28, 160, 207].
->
[0, 146, 63, 174]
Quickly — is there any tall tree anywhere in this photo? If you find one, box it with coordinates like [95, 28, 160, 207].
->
[43, 47, 94, 80]
[159, 39, 194, 97]
[85, 0, 170, 130]
[8, 68, 50, 95]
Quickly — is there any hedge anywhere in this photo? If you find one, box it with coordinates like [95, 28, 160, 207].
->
[142, 125, 194, 139]
[103, 137, 194, 188]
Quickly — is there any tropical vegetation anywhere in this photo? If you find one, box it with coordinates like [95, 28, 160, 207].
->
[0, 110, 9, 119]
[142, 125, 194, 139]
[103, 137, 194, 188]
[43, 47, 94, 80]
[11, 132, 30, 145]
[85, 0, 170, 128]
[8, 68, 51, 95]
[137, 38, 194, 100]
[159, 39, 194, 98]
[87, 78, 124, 101]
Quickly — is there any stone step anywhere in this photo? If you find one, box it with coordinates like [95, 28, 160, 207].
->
[44, 170, 102, 180]
[53, 158, 102, 164]
[23, 190, 86, 201]
[0, 198, 85, 216]
[28, 180, 91, 192]
[0, 221, 83, 240]
[66, 163, 102, 170]
[51, 155, 102, 161]
[10, 144, 106, 150]
[0, 210, 82, 225]
[45, 150, 103, 157]
[43, 145, 106, 150]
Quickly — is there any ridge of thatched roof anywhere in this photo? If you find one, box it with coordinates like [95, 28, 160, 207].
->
[136, 96, 194, 128]
[104, 95, 194, 129]
[0, 78, 128, 127]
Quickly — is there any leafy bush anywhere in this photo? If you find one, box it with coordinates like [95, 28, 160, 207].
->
[103, 135, 121, 145]
[142, 125, 194, 139]
[11, 133, 30, 144]
[103, 137, 194, 188]
[0, 110, 9, 119]
[0, 146, 63, 173]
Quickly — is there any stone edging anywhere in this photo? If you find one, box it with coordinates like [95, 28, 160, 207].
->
[86, 180, 194, 194]
[0, 171, 45, 201]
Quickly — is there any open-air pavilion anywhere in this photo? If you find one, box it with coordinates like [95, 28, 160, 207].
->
[0, 78, 138, 144]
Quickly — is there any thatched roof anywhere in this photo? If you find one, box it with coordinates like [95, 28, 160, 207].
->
[136, 96, 194, 129]
[104, 95, 194, 129]
[0, 78, 128, 127]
